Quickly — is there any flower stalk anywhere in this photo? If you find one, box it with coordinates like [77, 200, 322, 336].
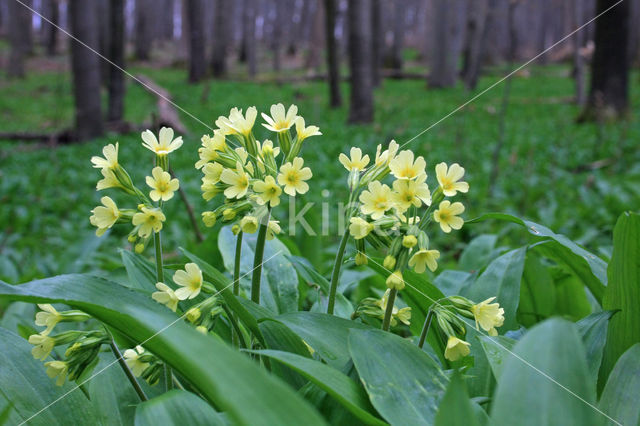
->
[381, 288, 398, 331]
[418, 309, 434, 349]
[109, 339, 148, 401]
[250, 208, 271, 304]
[232, 231, 243, 347]
[327, 229, 349, 315]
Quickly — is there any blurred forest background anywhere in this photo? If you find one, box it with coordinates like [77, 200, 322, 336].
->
[0, 0, 638, 284]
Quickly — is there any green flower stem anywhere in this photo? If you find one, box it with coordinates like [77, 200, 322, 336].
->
[418, 309, 434, 349]
[250, 208, 271, 304]
[327, 229, 350, 315]
[232, 231, 243, 347]
[381, 288, 398, 331]
[109, 339, 148, 401]
[223, 304, 247, 349]
[153, 230, 172, 390]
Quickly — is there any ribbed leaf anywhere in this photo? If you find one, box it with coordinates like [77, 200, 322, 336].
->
[434, 372, 481, 426]
[598, 344, 640, 426]
[134, 390, 226, 426]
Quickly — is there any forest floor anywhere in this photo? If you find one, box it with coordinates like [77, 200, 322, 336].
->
[1, 61, 639, 284]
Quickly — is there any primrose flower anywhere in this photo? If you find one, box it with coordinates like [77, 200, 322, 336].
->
[29, 334, 55, 360]
[90, 196, 120, 236]
[385, 270, 405, 291]
[123, 346, 149, 377]
[377, 289, 412, 326]
[262, 103, 298, 132]
[349, 217, 374, 239]
[339, 147, 370, 172]
[44, 360, 69, 386]
[471, 297, 505, 336]
[266, 220, 281, 240]
[91, 142, 119, 170]
[260, 139, 280, 157]
[152, 282, 179, 312]
[221, 162, 250, 199]
[294, 117, 321, 141]
[35, 304, 61, 335]
[374, 140, 399, 166]
[96, 168, 121, 191]
[146, 167, 180, 202]
[141, 127, 183, 156]
[392, 175, 431, 211]
[389, 150, 426, 180]
[240, 215, 259, 234]
[195, 132, 227, 169]
[408, 249, 440, 273]
[173, 263, 203, 300]
[253, 176, 282, 207]
[444, 336, 471, 361]
[132, 207, 166, 238]
[359, 181, 392, 220]
[435, 162, 469, 196]
[433, 200, 465, 233]
[277, 157, 312, 196]
[228, 106, 258, 136]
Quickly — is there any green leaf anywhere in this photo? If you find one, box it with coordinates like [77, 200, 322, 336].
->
[120, 249, 158, 291]
[134, 390, 226, 426]
[0, 326, 97, 425]
[576, 311, 616, 382]
[490, 319, 598, 426]
[218, 226, 298, 314]
[433, 270, 474, 297]
[434, 372, 481, 426]
[348, 329, 447, 425]
[598, 344, 640, 426]
[478, 335, 516, 381]
[259, 320, 310, 389]
[0, 276, 326, 426]
[0, 402, 13, 426]
[552, 271, 592, 321]
[458, 234, 499, 272]
[600, 212, 640, 387]
[518, 252, 554, 327]
[463, 247, 526, 331]
[251, 349, 385, 425]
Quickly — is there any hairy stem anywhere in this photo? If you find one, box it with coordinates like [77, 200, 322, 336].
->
[232, 231, 243, 347]
[381, 288, 398, 331]
[250, 209, 271, 304]
[109, 339, 148, 401]
[418, 309, 434, 349]
[327, 229, 350, 315]
[153, 231, 172, 390]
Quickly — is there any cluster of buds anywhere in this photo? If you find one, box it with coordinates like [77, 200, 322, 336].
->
[89, 127, 182, 252]
[183, 296, 224, 335]
[123, 345, 165, 385]
[196, 103, 320, 236]
[353, 289, 412, 328]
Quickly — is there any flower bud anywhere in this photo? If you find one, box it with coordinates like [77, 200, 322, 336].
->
[196, 325, 208, 335]
[135, 243, 145, 253]
[402, 235, 417, 248]
[417, 231, 429, 250]
[385, 270, 405, 291]
[202, 211, 217, 227]
[383, 255, 396, 270]
[186, 307, 201, 323]
[223, 208, 236, 221]
[231, 224, 241, 235]
[355, 252, 368, 265]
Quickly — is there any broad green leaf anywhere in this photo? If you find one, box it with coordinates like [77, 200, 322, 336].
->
[458, 234, 499, 272]
[277, 312, 371, 369]
[600, 212, 640, 387]
[433, 270, 474, 297]
[576, 311, 616, 382]
[0, 402, 12, 425]
[259, 319, 310, 389]
[552, 271, 591, 320]
[134, 390, 226, 426]
[478, 335, 516, 381]
[599, 344, 640, 426]
[463, 247, 526, 331]
[0, 326, 97, 425]
[120, 249, 157, 291]
[349, 329, 447, 425]
[434, 372, 481, 426]
[218, 226, 298, 314]
[518, 252, 554, 327]
[0, 276, 326, 426]
[252, 349, 385, 425]
[491, 319, 599, 426]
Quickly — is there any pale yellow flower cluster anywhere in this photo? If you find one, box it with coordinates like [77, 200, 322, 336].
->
[198, 104, 319, 238]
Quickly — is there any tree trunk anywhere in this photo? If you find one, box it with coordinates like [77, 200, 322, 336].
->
[347, 0, 373, 123]
[135, 0, 153, 60]
[7, 0, 29, 78]
[389, 0, 405, 72]
[325, 0, 342, 108]
[211, 0, 229, 77]
[107, 0, 126, 122]
[370, 0, 382, 87]
[186, 0, 206, 82]
[572, 0, 586, 105]
[41, 0, 59, 56]
[243, 0, 257, 77]
[271, 0, 283, 73]
[69, 0, 104, 141]
[461, 0, 488, 90]
[582, 0, 630, 121]
[428, 0, 460, 88]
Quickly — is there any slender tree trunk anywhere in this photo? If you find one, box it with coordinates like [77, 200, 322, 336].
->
[243, 0, 257, 77]
[347, 0, 374, 123]
[108, 0, 126, 122]
[97, 0, 110, 86]
[304, 0, 324, 70]
[428, 0, 459, 88]
[187, 0, 206, 82]
[572, 0, 586, 105]
[370, 0, 382, 87]
[389, 0, 405, 72]
[461, 0, 488, 90]
[211, 0, 229, 77]
[271, 0, 283, 73]
[325, 0, 342, 107]
[42, 0, 59, 56]
[24, 0, 33, 55]
[159, 0, 174, 40]
[582, 0, 630, 121]
[69, 0, 104, 141]
[8, 0, 29, 78]
[135, 0, 153, 60]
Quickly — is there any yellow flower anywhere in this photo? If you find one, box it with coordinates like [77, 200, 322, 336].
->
[266, 220, 281, 240]
[123, 346, 148, 377]
[408, 249, 440, 273]
[202, 162, 224, 185]
[374, 140, 399, 166]
[146, 167, 180, 202]
[96, 168, 121, 191]
[91, 142, 119, 170]
[392, 175, 431, 211]
[90, 196, 120, 236]
[221, 162, 250, 199]
[132, 207, 166, 238]
[376, 289, 411, 326]
[385, 270, 405, 290]
[294, 117, 321, 141]
[29, 334, 55, 360]
[339, 147, 370, 172]
[444, 336, 471, 361]
[349, 217, 374, 239]
[152, 282, 179, 312]
[359, 181, 392, 220]
[259, 139, 281, 157]
[277, 157, 312, 196]
[173, 263, 203, 300]
[435, 162, 469, 196]
[35, 304, 61, 336]
[433, 200, 465, 233]
[229, 106, 258, 136]
[389, 150, 426, 180]
[396, 307, 411, 326]
[141, 127, 183, 155]
[262, 103, 298, 132]
[253, 175, 282, 207]
[240, 215, 259, 233]
[195, 132, 227, 169]
[471, 297, 505, 336]
[44, 360, 68, 386]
